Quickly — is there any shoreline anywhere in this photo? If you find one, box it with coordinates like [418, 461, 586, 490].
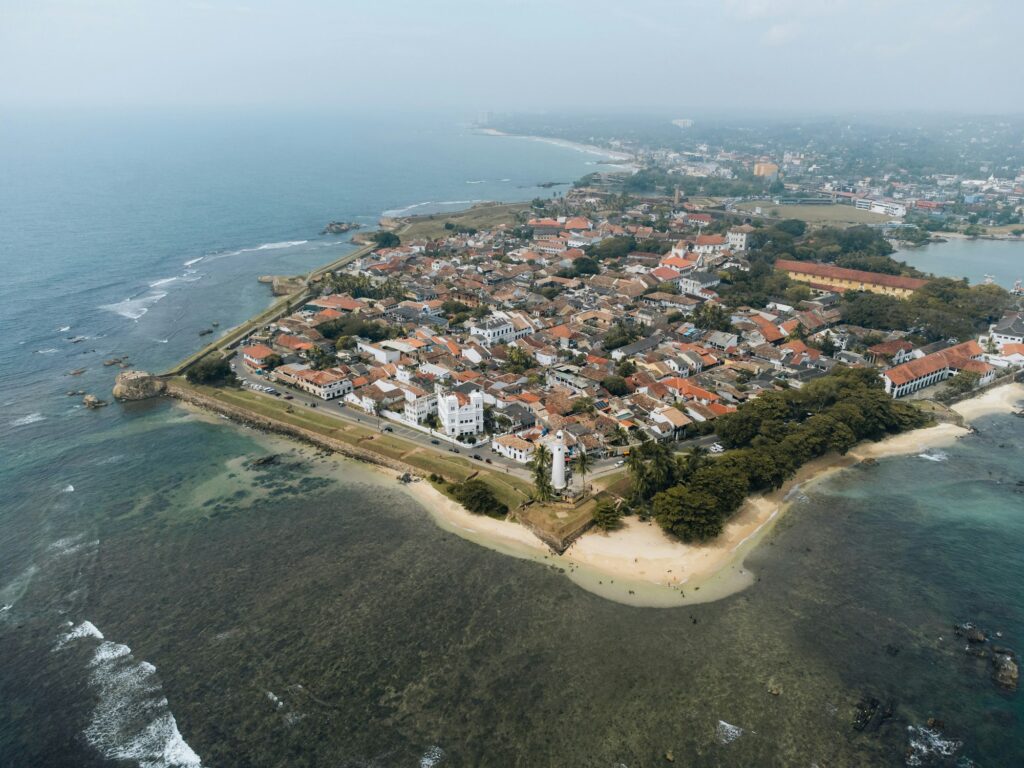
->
[475, 126, 637, 167]
[401, 419, 978, 608]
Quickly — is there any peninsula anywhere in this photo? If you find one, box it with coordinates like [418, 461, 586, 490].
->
[126, 177, 1024, 606]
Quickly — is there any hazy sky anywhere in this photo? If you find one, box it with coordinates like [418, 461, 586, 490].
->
[2, 0, 1021, 113]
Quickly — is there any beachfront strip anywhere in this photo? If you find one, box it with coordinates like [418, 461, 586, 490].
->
[221, 203, 1024, 481]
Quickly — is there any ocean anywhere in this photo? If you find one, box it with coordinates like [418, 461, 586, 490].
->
[2, 112, 1023, 767]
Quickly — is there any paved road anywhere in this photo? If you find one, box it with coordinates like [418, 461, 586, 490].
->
[231, 358, 718, 485]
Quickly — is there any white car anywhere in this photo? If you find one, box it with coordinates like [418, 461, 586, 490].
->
[709, 443, 725, 454]
[614, 459, 625, 467]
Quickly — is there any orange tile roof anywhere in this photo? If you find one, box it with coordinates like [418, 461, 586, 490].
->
[776, 259, 929, 291]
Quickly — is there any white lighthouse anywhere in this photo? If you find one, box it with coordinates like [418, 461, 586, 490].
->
[551, 430, 567, 490]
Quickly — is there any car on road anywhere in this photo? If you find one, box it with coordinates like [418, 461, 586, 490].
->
[614, 459, 625, 467]
[709, 443, 725, 454]
[472, 454, 482, 460]
[484, 458, 492, 464]
[283, 394, 293, 400]
[382, 426, 393, 433]
[430, 439, 440, 445]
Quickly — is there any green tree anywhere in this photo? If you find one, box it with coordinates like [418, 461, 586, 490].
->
[592, 499, 624, 531]
[531, 443, 553, 501]
[370, 230, 400, 248]
[573, 449, 593, 492]
[602, 375, 629, 396]
[652, 486, 723, 542]
[451, 479, 508, 518]
[186, 356, 235, 385]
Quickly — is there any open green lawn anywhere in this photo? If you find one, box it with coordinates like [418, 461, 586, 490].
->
[735, 201, 892, 226]
[184, 382, 533, 510]
[393, 202, 531, 241]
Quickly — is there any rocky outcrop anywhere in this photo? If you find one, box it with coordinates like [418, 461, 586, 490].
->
[258, 275, 306, 296]
[112, 370, 166, 401]
[82, 394, 108, 409]
[321, 221, 360, 234]
[993, 651, 1019, 691]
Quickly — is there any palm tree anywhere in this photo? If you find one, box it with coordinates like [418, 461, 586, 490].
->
[531, 443, 553, 501]
[682, 445, 708, 480]
[625, 448, 649, 503]
[573, 449, 592, 493]
[373, 399, 384, 429]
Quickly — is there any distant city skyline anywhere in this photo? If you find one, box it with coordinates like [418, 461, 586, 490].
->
[2, 0, 1022, 113]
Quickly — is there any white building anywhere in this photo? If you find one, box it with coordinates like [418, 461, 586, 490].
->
[550, 430, 567, 490]
[272, 364, 351, 400]
[988, 313, 1024, 350]
[357, 340, 401, 364]
[491, 434, 535, 463]
[469, 317, 516, 347]
[397, 383, 436, 424]
[855, 198, 907, 218]
[437, 387, 485, 437]
[727, 226, 753, 252]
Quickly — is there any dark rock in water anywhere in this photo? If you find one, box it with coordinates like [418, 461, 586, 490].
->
[926, 717, 945, 730]
[885, 644, 901, 657]
[248, 454, 281, 468]
[992, 652, 1019, 691]
[82, 394, 108, 409]
[198, 328, 214, 337]
[853, 696, 881, 731]
[966, 628, 987, 644]
[321, 221, 360, 235]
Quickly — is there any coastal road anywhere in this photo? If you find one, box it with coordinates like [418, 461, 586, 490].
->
[232, 360, 718, 484]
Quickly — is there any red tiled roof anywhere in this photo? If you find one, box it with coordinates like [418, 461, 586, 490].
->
[776, 259, 929, 292]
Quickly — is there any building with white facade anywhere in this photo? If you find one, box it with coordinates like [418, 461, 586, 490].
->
[437, 386, 485, 437]
[469, 317, 516, 347]
[550, 430, 567, 490]
[727, 226, 753, 252]
[988, 312, 1024, 350]
[491, 434, 535, 463]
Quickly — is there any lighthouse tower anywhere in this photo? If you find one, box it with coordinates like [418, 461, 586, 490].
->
[551, 430, 567, 490]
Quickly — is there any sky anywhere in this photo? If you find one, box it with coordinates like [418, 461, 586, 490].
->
[1, 0, 1022, 113]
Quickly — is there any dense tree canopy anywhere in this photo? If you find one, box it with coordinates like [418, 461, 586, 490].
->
[626, 368, 928, 543]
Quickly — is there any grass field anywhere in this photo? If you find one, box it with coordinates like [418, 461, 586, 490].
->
[734, 201, 892, 226]
[185, 382, 534, 511]
[393, 201, 531, 241]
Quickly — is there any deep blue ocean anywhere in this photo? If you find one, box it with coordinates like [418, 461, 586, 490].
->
[1, 112, 1023, 767]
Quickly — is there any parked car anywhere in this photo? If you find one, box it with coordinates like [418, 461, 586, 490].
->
[614, 459, 625, 467]
[710, 443, 725, 454]
[472, 454, 482, 460]
[382, 426, 393, 433]
[283, 394, 293, 400]
[430, 439, 440, 445]
[484, 458, 492, 464]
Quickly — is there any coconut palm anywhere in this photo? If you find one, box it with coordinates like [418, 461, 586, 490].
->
[531, 443, 553, 501]
[573, 449, 592, 493]
[373, 399, 384, 429]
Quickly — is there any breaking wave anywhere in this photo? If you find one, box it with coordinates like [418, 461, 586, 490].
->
[715, 720, 744, 745]
[62, 484, 75, 493]
[182, 257, 204, 267]
[905, 724, 962, 766]
[56, 621, 204, 767]
[149, 277, 179, 288]
[382, 200, 483, 217]
[420, 745, 446, 767]
[100, 291, 168, 321]
[11, 412, 46, 426]
[917, 451, 948, 462]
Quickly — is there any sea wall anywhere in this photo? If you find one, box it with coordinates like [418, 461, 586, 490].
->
[163, 381, 422, 477]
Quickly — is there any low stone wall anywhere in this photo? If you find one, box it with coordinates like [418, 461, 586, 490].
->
[163, 381, 422, 478]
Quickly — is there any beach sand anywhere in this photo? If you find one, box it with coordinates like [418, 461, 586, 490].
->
[400, 419, 977, 607]
[950, 381, 1024, 422]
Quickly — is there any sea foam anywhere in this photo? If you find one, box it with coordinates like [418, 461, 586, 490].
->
[11, 412, 46, 426]
[905, 724, 962, 766]
[715, 720, 744, 745]
[57, 621, 204, 767]
[100, 291, 168, 321]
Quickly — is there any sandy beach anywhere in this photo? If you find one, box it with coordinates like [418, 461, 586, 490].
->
[476, 126, 636, 166]
[950, 381, 1024, 421]
[400, 417, 983, 607]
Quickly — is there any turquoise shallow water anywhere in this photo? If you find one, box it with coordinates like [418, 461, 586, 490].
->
[2, 112, 1024, 766]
